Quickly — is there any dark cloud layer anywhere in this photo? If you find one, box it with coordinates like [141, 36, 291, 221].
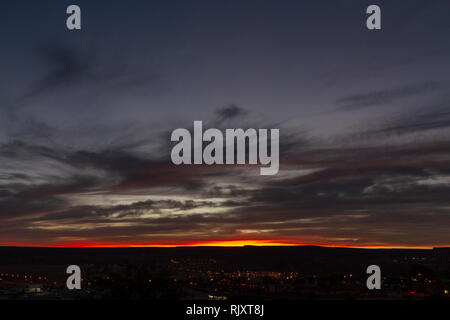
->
[1, 131, 450, 246]
[336, 82, 440, 111]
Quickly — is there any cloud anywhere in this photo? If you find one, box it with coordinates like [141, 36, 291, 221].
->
[1, 131, 450, 246]
[23, 46, 95, 100]
[215, 104, 248, 121]
[336, 82, 440, 111]
[370, 109, 450, 137]
[350, 96, 450, 139]
[21, 44, 158, 102]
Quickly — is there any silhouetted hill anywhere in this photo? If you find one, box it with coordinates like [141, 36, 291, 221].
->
[0, 246, 448, 276]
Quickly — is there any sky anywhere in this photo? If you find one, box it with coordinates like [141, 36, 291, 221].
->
[0, 0, 450, 248]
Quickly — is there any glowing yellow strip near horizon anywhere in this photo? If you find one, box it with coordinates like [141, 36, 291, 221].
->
[0, 240, 444, 249]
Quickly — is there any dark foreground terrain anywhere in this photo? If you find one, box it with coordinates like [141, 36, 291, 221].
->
[0, 246, 449, 300]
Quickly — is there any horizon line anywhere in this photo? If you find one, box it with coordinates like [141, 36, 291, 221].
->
[0, 239, 448, 250]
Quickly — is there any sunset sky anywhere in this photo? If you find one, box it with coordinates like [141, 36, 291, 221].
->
[1, 0, 450, 248]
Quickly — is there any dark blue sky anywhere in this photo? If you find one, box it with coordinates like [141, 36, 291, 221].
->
[0, 1, 450, 247]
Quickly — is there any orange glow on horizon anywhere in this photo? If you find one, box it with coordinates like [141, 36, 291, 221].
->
[0, 239, 445, 249]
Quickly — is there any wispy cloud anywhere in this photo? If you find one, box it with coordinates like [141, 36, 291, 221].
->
[336, 82, 440, 111]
